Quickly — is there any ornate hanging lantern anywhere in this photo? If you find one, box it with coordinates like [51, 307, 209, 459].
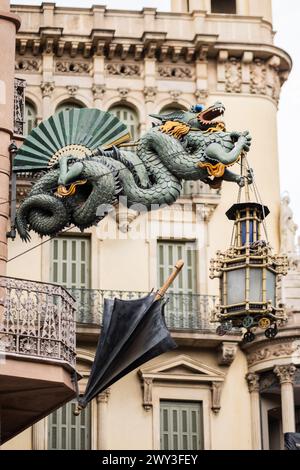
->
[210, 163, 289, 343]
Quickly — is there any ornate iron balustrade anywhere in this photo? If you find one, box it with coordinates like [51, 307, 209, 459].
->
[0, 276, 76, 367]
[71, 289, 217, 331]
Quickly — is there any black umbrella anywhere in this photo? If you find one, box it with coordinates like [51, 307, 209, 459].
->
[284, 432, 300, 450]
[75, 260, 184, 412]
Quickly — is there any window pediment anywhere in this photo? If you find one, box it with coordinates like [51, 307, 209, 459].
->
[139, 355, 225, 413]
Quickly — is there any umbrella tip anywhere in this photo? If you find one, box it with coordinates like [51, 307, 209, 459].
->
[73, 403, 84, 416]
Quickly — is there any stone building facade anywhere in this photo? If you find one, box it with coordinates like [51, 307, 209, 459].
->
[2, 0, 300, 450]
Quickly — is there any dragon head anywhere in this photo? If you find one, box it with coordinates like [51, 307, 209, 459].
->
[196, 102, 225, 131]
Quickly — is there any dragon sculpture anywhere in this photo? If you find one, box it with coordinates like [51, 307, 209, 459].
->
[14, 103, 252, 241]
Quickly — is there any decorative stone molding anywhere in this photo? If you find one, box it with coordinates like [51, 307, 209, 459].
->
[40, 81, 55, 98]
[169, 89, 181, 101]
[15, 58, 41, 72]
[274, 364, 297, 384]
[246, 372, 260, 393]
[139, 354, 225, 413]
[118, 88, 129, 100]
[92, 84, 106, 100]
[196, 204, 216, 222]
[55, 61, 92, 74]
[225, 57, 242, 93]
[217, 341, 238, 366]
[66, 85, 78, 96]
[247, 339, 300, 367]
[250, 59, 267, 95]
[96, 388, 111, 403]
[13, 78, 26, 136]
[141, 378, 153, 411]
[115, 206, 139, 233]
[105, 63, 141, 77]
[217, 51, 285, 104]
[143, 86, 157, 103]
[157, 64, 193, 79]
[211, 381, 223, 413]
[195, 89, 208, 102]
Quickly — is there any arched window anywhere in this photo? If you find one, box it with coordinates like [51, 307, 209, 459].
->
[24, 101, 37, 136]
[109, 105, 139, 141]
[159, 104, 188, 115]
[211, 0, 236, 14]
[56, 101, 84, 113]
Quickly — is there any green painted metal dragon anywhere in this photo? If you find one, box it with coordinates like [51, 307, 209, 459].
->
[14, 103, 252, 241]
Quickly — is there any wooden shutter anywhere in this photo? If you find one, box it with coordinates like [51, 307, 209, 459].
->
[157, 241, 197, 327]
[48, 400, 91, 450]
[160, 401, 203, 450]
[51, 237, 90, 289]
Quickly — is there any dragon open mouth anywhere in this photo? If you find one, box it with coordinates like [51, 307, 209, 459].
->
[197, 102, 225, 128]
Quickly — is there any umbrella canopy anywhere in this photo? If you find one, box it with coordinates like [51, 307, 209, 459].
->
[284, 432, 300, 450]
[78, 293, 177, 408]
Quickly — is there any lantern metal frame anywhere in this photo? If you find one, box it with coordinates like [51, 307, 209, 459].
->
[210, 201, 289, 340]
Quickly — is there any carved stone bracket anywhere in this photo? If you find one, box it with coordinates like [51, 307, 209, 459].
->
[211, 382, 223, 413]
[246, 372, 260, 393]
[218, 341, 238, 366]
[96, 388, 111, 404]
[141, 378, 153, 411]
[143, 86, 157, 103]
[40, 81, 55, 98]
[274, 364, 297, 384]
[196, 203, 216, 222]
[92, 84, 106, 100]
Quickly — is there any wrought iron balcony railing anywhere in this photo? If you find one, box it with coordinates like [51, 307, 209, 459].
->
[71, 289, 217, 331]
[0, 276, 76, 367]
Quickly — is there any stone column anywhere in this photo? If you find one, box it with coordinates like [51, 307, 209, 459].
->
[32, 418, 48, 450]
[0, 1, 20, 275]
[274, 364, 296, 433]
[246, 372, 262, 449]
[96, 388, 110, 450]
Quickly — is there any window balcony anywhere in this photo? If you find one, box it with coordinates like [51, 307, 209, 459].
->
[71, 289, 218, 331]
[0, 276, 77, 444]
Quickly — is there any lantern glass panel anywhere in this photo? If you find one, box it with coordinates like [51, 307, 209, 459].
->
[227, 269, 245, 304]
[266, 270, 276, 306]
[249, 268, 263, 302]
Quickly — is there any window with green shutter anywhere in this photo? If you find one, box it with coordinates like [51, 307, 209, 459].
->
[160, 401, 204, 450]
[157, 241, 198, 327]
[51, 237, 90, 289]
[48, 400, 91, 450]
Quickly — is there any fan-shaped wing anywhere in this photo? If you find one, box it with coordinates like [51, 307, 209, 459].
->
[13, 108, 130, 172]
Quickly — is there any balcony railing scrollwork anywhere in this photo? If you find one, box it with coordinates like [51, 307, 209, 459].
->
[0, 276, 76, 367]
[71, 289, 217, 331]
